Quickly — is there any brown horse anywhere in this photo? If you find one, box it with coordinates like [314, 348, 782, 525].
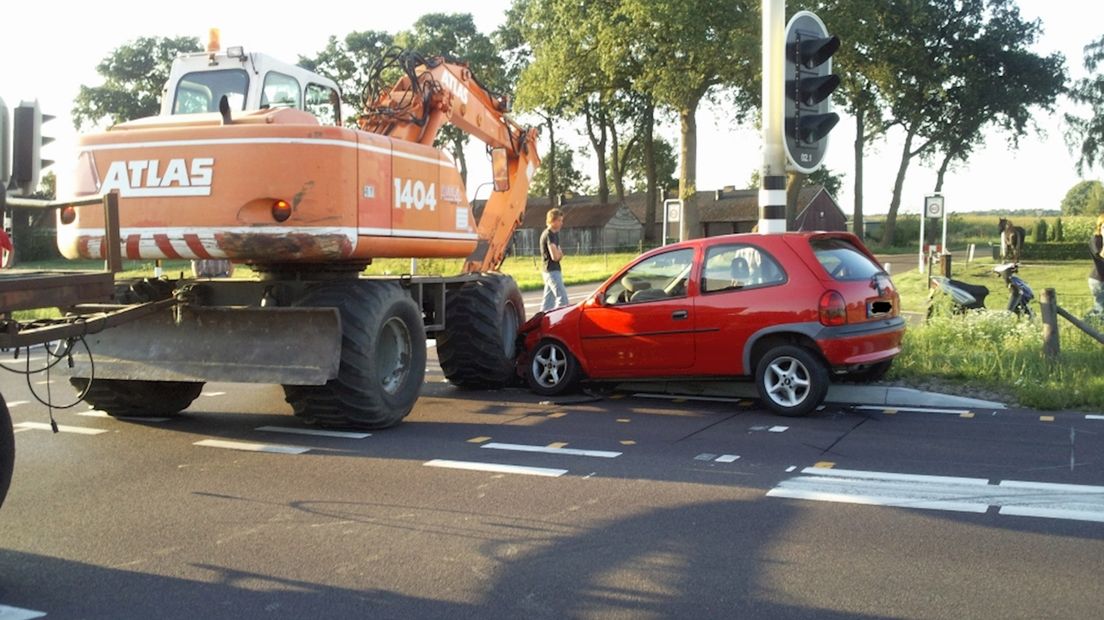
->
[998, 218, 1024, 262]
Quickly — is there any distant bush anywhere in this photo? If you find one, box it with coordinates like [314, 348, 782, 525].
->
[1033, 219, 1048, 243]
[1021, 242, 1091, 260]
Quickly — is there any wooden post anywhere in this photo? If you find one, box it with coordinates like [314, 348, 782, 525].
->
[1041, 288, 1059, 360]
[102, 191, 123, 274]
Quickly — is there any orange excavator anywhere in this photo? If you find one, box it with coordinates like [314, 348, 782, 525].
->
[53, 45, 541, 429]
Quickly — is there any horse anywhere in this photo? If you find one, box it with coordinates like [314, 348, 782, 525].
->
[998, 218, 1025, 263]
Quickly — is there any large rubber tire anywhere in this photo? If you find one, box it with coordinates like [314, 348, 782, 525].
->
[283, 282, 426, 429]
[69, 378, 204, 418]
[754, 345, 829, 417]
[437, 274, 525, 389]
[1, 396, 14, 510]
[526, 339, 582, 397]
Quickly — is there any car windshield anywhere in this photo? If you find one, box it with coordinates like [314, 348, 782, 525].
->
[173, 69, 249, 114]
[811, 237, 883, 281]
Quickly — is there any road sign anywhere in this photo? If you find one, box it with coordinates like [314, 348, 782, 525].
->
[925, 195, 945, 218]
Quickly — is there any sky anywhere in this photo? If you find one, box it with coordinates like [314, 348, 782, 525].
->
[1, 0, 1100, 217]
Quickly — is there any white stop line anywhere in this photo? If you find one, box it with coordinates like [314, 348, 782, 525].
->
[768, 467, 1104, 523]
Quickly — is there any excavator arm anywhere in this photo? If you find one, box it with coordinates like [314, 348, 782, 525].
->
[358, 51, 540, 273]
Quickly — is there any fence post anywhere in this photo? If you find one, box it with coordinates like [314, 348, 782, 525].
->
[1041, 288, 1060, 360]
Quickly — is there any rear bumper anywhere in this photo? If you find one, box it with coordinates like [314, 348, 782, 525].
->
[816, 317, 906, 366]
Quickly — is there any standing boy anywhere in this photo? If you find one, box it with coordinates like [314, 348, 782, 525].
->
[540, 208, 569, 311]
[1089, 214, 1104, 317]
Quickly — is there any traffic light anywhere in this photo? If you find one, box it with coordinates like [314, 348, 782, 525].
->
[10, 100, 54, 196]
[783, 11, 840, 174]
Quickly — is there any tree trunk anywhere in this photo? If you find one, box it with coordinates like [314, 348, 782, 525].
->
[852, 105, 865, 241]
[609, 119, 626, 204]
[678, 102, 700, 241]
[880, 126, 917, 249]
[584, 104, 609, 206]
[452, 138, 468, 186]
[643, 104, 658, 244]
[934, 149, 954, 194]
[546, 116, 557, 207]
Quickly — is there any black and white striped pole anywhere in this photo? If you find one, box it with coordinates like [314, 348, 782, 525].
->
[761, 2, 840, 233]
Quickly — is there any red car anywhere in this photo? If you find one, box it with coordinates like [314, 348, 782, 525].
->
[518, 232, 904, 416]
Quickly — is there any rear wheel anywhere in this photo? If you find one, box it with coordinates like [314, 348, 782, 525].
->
[526, 339, 581, 397]
[755, 345, 829, 417]
[283, 282, 426, 429]
[437, 274, 525, 389]
[1, 396, 14, 509]
[69, 378, 204, 417]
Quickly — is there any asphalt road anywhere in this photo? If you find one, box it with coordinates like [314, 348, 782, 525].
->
[2, 284, 1103, 619]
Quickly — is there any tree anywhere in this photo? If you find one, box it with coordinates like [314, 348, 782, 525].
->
[605, 0, 759, 240]
[72, 36, 202, 129]
[1066, 35, 1104, 174]
[1060, 180, 1104, 215]
[397, 13, 504, 184]
[298, 30, 395, 122]
[529, 140, 588, 197]
[620, 135, 677, 194]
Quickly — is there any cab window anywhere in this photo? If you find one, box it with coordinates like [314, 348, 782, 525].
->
[305, 83, 341, 125]
[173, 69, 248, 114]
[262, 72, 301, 109]
[603, 249, 694, 305]
[701, 244, 786, 293]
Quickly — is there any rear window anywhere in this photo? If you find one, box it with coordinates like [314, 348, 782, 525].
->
[811, 238, 883, 281]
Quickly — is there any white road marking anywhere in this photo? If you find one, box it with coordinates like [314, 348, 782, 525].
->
[5, 401, 28, 408]
[1087, 415, 1104, 421]
[202, 391, 227, 397]
[0, 604, 48, 620]
[76, 410, 170, 422]
[716, 454, 740, 463]
[769, 467, 1104, 522]
[855, 405, 973, 415]
[194, 439, 310, 454]
[256, 426, 371, 439]
[424, 459, 567, 477]
[78, 410, 110, 417]
[481, 442, 621, 458]
[785, 465, 797, 472]
[426, 339, 436, 349]
[769, 426, 789, 432]
[13, 422, 108, 435]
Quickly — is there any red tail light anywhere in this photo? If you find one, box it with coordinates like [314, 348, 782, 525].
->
[818, 290, 847, 326]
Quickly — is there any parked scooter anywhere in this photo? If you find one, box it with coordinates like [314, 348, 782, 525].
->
[927, 262, 1034, 318]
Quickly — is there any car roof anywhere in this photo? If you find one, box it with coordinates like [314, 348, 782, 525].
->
[640, 231, 854, 258]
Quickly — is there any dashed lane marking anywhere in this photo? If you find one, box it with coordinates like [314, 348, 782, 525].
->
[0, 604, 47, 619]
[5, 401, 29, 408]
[1040, 416, 1055, 422]
[424, 459, 567, 477]
[1087, 415, 1104, 421]
[467, 436, 492, 444]
[482, 442, 621, 458]
[77, 410, 170, 422]
[255, 426, 371, 439]
[202, 391, 227, 397]
[715, 454, 740, 463]
[13, 422, 108, 435]
[194, 439, 310, 454]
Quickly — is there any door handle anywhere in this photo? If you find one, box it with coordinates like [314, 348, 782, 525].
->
[671, 310, 689, 320]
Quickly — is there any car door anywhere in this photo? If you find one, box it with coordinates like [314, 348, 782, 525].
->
[578, 248, 696, 377]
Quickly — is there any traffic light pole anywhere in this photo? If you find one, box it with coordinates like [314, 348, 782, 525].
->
[759, 0, 787, 234]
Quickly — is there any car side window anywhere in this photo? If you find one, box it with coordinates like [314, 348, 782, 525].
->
[604, 248, 695, 305]
[701, 244, 786, 293]
[261, 71, 301, 110]
[305, 83, 341, 126]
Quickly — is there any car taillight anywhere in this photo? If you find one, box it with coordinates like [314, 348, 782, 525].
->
[819, 290, 847, 326]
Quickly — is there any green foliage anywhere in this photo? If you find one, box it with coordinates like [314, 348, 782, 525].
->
[529, 140, 588, 197]
[1021, 242, 1096, 261]
[1066, 35, 1104, 174]
[1033, 219, 1048, 243]
[298, 31, 394, 120]
[619, 135, 677, 193]
[1052, 217, 1064, 241]
[1060, 179, 1104, 215]
[72, 36, 202, 130]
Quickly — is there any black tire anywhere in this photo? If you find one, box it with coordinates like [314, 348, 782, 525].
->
[1, 396, 14, 510]
[69, 378, 204, 417]
[838, 359, 893, 383]
[437, 274, 525, 389]
[526, 339, 581, 397]
[754, 345, 829, 417]
[283, 281, 426, 429]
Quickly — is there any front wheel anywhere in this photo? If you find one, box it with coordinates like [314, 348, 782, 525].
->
[526, 339, 581, 397]
[755, 345, 829, 417]
[69, 378, 204, 418]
